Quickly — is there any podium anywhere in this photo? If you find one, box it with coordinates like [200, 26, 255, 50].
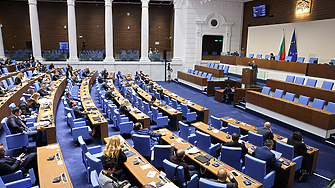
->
[242, 68, 256, 86]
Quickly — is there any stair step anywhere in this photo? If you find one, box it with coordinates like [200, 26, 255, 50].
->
[235, 104, 246, 110]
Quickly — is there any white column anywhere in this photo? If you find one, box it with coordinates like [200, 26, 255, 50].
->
[67, 0, 78, 62]
[0, 24, 4, 59]
[140, 0, 150, 63]
[223, 23, 234, 53]
[172, 0, 183, 63]
[104, 0, 115, 62]
[28, 0, 42, 60]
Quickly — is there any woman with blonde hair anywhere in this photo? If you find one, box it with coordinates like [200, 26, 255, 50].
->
[14, 72, 24, 85]
[101, 135, 127, 179]
[119, 99, 131, 115]
[29, 93, 40, 110]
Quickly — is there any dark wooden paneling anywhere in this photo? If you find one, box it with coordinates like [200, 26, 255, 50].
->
[177, 71, 207, 86]
[242, 0, 335, 52]
[306, 63, 335, 80]
[0, 1, 31, 52]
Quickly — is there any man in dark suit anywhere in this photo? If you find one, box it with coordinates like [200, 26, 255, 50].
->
[105, 87, 116, 101]
[6, 107, 41, 147]
[17, 62, 26, 70]
[65, 92, 81, 105]
[100, 79, 111, 91]
[216, 133, 248, 164]
[97, 75, 104, 84]
[49, 63, 54, 70]
[248, 60, 258, 83]
[287, 132, 307, 158]
[116, 71, 123, 80]
[37, 83, 50, 97]
[19, 98, 36, 116]
[169, 143, 198, 181]
[0, 143, 39, 185]
[252, 139, 282, 174]
[257, 122, 274, 142]
[102, 68, 108, 79]
[223, 84, 232, 103]
[71, 75, 81, 86]
[82, 67, 90, 77]
[69, 100, 91, 119]
[208, 168, 238, 188]
[131, 122, 165, 146]
[52, 71, 61, 81]
[148, 82, 155, 93]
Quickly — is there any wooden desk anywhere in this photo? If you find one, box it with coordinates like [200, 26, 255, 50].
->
[266, 79, 335, 104]
[155, 84, 209, 123]
[233, 87, 263, 107]
[37, 143, 73, 188]
[177, 71, 207, 86]
[0, 74, 44, 129]
[245, 90, 335, 131]
[220, 116, 319, 172]
[6, 64, 17, 72]
[104, 135, 175, 187]
[156, 128, 262, 188]
[37, 76, 67, 144]
[207, 80, 241, 96]
[136, 87, 182, 129]
[108, 81, 150, 130]
[202, 55, 221, 60]
[194, 65, 225, 78]
[220, 56, 307, 74]
[80, 71, 108, 142]
[306, 63, 335, 80]
[190, 121, 297, 187]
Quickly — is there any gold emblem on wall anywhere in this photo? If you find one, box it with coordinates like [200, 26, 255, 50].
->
[296, 0, 312, 14]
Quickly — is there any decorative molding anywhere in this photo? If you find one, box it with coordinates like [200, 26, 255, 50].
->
[141, 0, 150, 7]
[67, 0, 75, 6]
[105, 0, 113, 6]
[186, 0, 242, 11]
[28, 0, 37, 5]
[173, 0, 184, 9]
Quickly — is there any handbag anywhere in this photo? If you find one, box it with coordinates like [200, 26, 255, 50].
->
[172, 165, 184, 188]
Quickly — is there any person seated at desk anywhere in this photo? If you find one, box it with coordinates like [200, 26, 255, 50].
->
[41, 65, 47, 73]
[29, 93, 40, 110]
[0, 143, 39, 185]
[208, 168, 238, 188]
[98, 75, 104, 84]
[98, 157, 129, 188]
[29, 54, 34, 62]
[74, 72, 82, 83]
[17, 62, 26, 71]
[65, 91, 81, 105]
[19, 98, 36, 116]
[252, 139, 282, 174]
[71, 75, 81, 86]
[66, 65, 73, 79]
[0, 82, 8, 95]
[14, 72, 24, 85]
[119, 99, 131, 116]
[42, 77, 53, 91]
[49, 63, 54, 70]
[169, 143, 198, 181]
[125, 83, 137, 98]
[148, 82, 155, 93]
[102, 68, 108, 80]
[6, 107, 42, 147]
[101, 79, 111, 91]
[257, 122, 274, 142]
[119, 77, 127, 87]
[105, 87, 116, 101]
[216, 133, 248, 164]
[32, 67, 40, 77]
[35, 59, 42, 67]
[116, 71, 123, 80]
[222, 84, 232, 103]
[135, 71, 142, 82]
[149, 95, 156, 110]
[69, 100, 91, 119]
[82, 67, 90, 77]
[5, 59, 12, 65]
[100, 135, 127, 179]
[52, 71, 61, 81]
[270, 53, 275, 60]
[287, 132, 307, 158]
[131, 122, 165, 146]
[37, 83, 50, 97]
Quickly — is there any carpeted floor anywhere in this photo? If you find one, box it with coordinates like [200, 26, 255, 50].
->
[1, 80, 334, 188]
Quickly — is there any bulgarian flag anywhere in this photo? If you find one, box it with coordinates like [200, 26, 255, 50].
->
[278, 29, 285, 60]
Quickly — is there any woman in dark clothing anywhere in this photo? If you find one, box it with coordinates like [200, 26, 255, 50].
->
[100, 135, 127, 179]
[119, 99, 131, 116]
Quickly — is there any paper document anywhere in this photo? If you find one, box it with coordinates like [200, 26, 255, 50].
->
[57, 161, 63, 165]
[140, 164, 152, 170]
[185, 147, 200, 154]
[161, 182, 179, 188]
[270, 150, 282, 160]
[146, 171, 157, 178]
[212, 129, 219, 133]
[46, 144, 59, 149]
[193, 123, 200, 126]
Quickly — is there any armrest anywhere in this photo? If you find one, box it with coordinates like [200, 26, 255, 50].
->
[209, 143, 220, 157]
[74, 118, 86, 122]
[0, 170, 24, 184]
[120, 117, 129, 123]
[72, 126, 91, 141]
[87, 145, 103, 155]
[188, 134, 196, 145]
[263, 170, 276, 188]
[293, 156, 303, 170]
[6, 133, 29, 150]
[5, 177, 32, 188]
[186, 173, 198, 188]
[73, 121, 87, 128]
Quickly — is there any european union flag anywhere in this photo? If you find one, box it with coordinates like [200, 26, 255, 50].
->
[288, 30, 297, 62]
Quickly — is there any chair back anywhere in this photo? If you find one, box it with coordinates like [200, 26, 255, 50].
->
[2, 118, 11, 135]
[273, 89, 284, 98]
[78, 136, 89, 156]
[306, 78, 317, 87]
[207, 74, 212, 81]
[294, 77, 305, 85]
[249, 54, 254, 58]
[164, 95, 170, 105]
[199, 178, 227, 188]
[90, 170, 99, 188]
[321, 81, 334, 90]
[285, 56, 292, 62]
[163, 159, 186, 183]
[261, 87, 271, 95]
[152, 107, 160, 122]
[206, 63, 211, 67]
[220, 146, 242, 170]
[171, 99, 179, 110]
[213, 64, 219, 69]
[180, 103, 189, 117]
[309, 57, 318, 63]
[20, 97, 25, 103]
[285, 75, 295, 83]
[187, 69, 192, 73]
[297, 95, 310, 106]
[9, 103, 16, 111]
[210, 63, 215, 68]
[202, 72, 207, 77]
[1, 80, 8, 88]
[195, 131, 211, 154]
[256, 54, 262, 59]
[190, 69, 195, 74]
[7, 78, 14, 86]
[264, 55, 270, 60]
[143, 101, 151, 115]
[296, 57, 305, 63]
[224, 66, 229, 74]
[276, 141, 294, 160]
[326, 102, 335, 113]
[132, 134, 151, 157]
[194, 70, 199, 75]
[311, 98, 326, 109]
[151, 145, 171, 168]
[248, 131, 263, 147]
[210, 115, 222, 130]
[179, 121, 191, 141]
[219, 64, 224, 69]
[85, 152, 103, 175]
[244, 154, 267, 183]
[275, 55, 280, 60]
[226, 123, 241, 135]
[284, 92, 296, 101]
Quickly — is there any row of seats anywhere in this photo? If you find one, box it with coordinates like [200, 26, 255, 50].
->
[261, 86, 335, 113]
[285, 75, 334, 90]
[249, 54, 335, 64]
[187, 69, 213, 81]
